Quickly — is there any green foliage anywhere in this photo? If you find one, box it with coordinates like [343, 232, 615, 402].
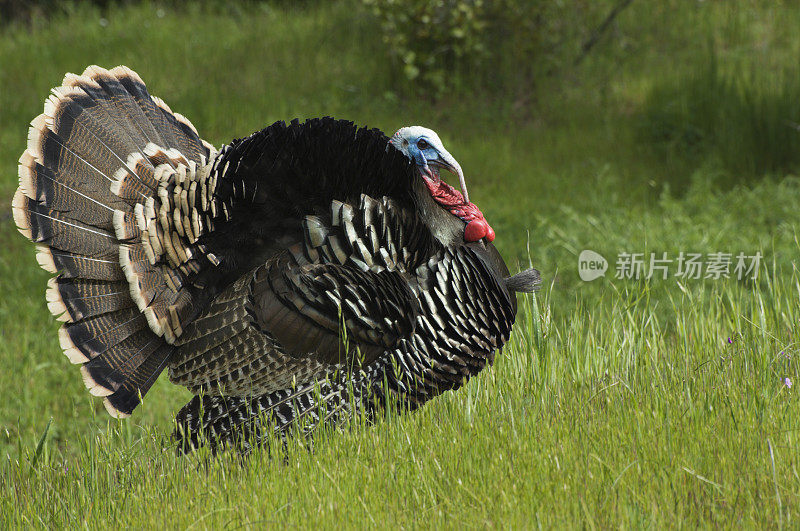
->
[361, 0, 570, 97]
[360, 0, 636, 98]
[361, 0, 488, 96]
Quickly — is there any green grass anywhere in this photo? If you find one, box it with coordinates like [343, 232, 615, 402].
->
[1, 0, 800, 527]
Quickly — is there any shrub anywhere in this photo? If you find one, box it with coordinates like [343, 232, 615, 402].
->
[361, 0, 576, 97]
[360, 0, 488, 97]
[361, 0, 634, 100]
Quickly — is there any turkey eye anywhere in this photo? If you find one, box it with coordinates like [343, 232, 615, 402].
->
[417, 139, 429, 150]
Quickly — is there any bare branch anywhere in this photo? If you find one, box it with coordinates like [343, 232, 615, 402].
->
[574, 0, 635, 66]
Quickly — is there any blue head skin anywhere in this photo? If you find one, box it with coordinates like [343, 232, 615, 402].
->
[390, 126, 469, 203]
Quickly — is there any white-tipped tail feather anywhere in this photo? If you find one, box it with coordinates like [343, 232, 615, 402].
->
[35, 245, 57, 273]
[45, 277, 70, 322]
[59, 327, 89, 364]
[11, 189, 32, 239]
[13, 64, 215, 418]
[81, 366, 115, 397]
[104, 398, 131, 419]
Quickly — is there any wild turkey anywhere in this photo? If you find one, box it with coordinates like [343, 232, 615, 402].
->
[12, 65, 540, 451]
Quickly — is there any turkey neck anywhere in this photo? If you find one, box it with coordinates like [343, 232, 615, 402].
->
[411, 173, 468, 247]
[411, 175, 517, 312]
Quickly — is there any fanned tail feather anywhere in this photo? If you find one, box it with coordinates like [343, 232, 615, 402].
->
[12, 65, 213, 417]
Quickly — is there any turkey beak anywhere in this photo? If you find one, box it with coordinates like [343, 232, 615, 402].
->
[432, 150, 469, 204]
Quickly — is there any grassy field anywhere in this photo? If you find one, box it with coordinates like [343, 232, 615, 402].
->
[1, 1, 800, 527]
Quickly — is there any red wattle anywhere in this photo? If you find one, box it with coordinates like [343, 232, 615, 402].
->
[464, 219, 488, 242]
[422, 173, 497, 243]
